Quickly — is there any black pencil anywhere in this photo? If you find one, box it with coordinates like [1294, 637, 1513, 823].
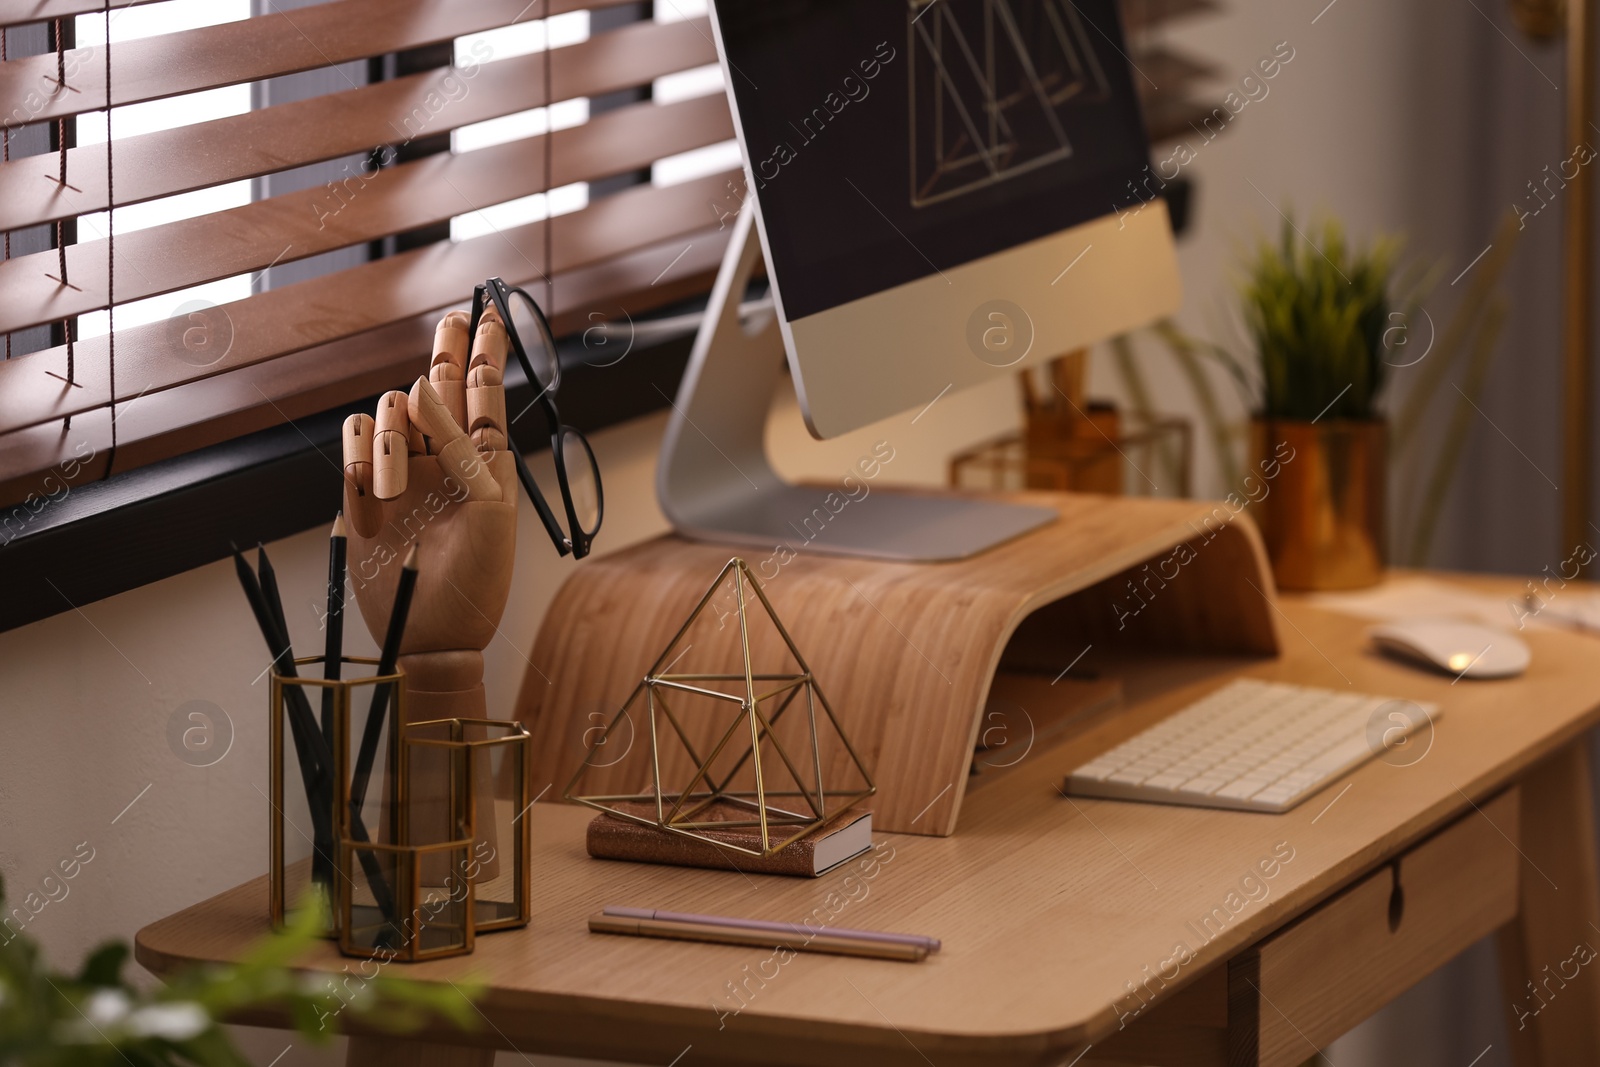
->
[350, 542, 419, 818]
[256, 546, 299, 673]
[232, 544, 323, 779]
[348, 542, 419, 933]
[322, 513, 347, 744]
[231, 544, 286, 692]
[257, 544, 337, 887]
[232, 546, 335, 882]
[255, 543, 324, 758]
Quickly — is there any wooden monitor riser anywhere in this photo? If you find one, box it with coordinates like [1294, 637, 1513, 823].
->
[513, 491, 1282, 836]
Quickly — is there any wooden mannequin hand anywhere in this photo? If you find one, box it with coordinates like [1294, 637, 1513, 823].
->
[340, 309, 518, 724]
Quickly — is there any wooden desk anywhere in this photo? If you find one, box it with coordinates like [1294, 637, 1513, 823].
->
[137, 576, 1600, 1067]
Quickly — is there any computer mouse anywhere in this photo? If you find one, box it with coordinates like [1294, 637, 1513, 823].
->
[1368, 619, 1530, 679]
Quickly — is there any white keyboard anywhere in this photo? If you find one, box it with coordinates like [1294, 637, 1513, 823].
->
[1063, 679, 1439, 813]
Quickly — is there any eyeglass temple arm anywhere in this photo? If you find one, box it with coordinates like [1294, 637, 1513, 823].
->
[510, 448, 572, 558]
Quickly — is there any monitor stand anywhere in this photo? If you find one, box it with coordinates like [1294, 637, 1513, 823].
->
[656, 209, 1057, 562]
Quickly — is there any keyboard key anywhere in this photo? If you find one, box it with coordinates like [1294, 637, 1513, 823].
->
[1252, 784, 1299, 807]
[1303, 738, 1373, 775]
[1216, 777, 1271, 800]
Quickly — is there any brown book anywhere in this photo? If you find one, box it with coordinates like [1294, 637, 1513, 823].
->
[586, 799, 872, 877]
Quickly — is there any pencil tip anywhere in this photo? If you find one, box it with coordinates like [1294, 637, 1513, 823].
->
[403, 542, 420, 569]
[331, 511, 346, 538]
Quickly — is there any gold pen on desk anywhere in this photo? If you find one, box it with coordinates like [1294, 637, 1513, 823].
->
[588, 912, 929, 962]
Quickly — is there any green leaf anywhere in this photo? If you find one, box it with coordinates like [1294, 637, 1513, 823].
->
[1236, 212, 1405, 420]
[77, 943, 130, 988]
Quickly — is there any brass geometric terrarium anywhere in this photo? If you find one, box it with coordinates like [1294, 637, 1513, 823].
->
[566, 557, 874, 857]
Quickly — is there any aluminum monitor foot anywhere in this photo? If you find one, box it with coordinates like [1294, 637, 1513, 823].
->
[656, 209, 1056, 563]
[675, 484, 1055, 562]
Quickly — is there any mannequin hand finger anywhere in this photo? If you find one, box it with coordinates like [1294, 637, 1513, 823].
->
[469, 312, 509, 377]
[429, 310, 471, 436]
[467, 362, 508, 452]
[342, 413, 382, 534]
[342, 413, 375, 494]
[409, 376, 501, 503]
[373, 390, 412, 499]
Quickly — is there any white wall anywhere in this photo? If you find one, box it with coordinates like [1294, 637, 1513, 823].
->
[0, 0, 1577, 1063]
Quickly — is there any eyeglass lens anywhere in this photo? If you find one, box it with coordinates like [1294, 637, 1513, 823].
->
[560, 428, 602, 536]
[505, 287, 559, 394]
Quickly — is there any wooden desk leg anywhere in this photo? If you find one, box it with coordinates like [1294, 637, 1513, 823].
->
[1495, 739, 1600, 1065]
[345, 1036, 495, 1067]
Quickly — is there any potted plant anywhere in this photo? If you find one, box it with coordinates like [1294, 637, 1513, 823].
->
[1124, 210, 1517, 574]
[1236, 217, 1403, 590]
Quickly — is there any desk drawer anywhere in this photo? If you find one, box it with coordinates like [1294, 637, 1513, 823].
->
[1228, 789, 1520, 1067]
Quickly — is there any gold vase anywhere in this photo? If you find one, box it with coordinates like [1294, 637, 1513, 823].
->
[1249, 417, 1385, 591]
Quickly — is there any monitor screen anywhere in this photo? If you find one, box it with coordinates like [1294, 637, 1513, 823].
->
[711, 0, 1153, 322]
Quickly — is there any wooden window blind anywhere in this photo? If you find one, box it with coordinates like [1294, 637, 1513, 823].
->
[0, 0, 739, 509]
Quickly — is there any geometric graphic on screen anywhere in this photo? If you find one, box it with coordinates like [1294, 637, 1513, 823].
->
[909, 0, 1111, 206]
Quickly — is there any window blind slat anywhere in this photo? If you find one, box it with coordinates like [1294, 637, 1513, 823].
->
[0, 17, 718, 231]
[0, 1, 164, 32]
[0, 93, 733, 334]
[0, 406, 111, 517]
[0, 0, 640, 128]
[0, 169, 739, 437]
[0, 340, 109, 434]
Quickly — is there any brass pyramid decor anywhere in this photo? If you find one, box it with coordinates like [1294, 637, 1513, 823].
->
[565, 557, 874, 857]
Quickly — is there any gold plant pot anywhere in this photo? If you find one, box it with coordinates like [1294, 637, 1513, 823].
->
[1249, 417, 1385, 591]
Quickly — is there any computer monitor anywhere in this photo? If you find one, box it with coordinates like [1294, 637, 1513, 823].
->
[657, 0, 1182, 561]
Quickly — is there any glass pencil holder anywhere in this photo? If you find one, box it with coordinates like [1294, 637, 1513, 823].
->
[269, 656, 403, 938]
[338, 837, 476, 962]
[338, 715, 483, 961]
[400, 718, 533, 934]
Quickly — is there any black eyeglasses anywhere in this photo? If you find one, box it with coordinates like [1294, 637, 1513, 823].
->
[470, 277, 604, 559]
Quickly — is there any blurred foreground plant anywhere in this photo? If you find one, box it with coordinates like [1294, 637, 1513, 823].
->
[0, 875, 480, 1066]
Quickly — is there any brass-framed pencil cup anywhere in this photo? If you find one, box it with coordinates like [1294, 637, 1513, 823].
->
[567, 557, 875, 857]
[337, 717, 533, 962]
[338, 834, 476, 962]
[401, 718, 532, 933]
[268, 655, 403, 937]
